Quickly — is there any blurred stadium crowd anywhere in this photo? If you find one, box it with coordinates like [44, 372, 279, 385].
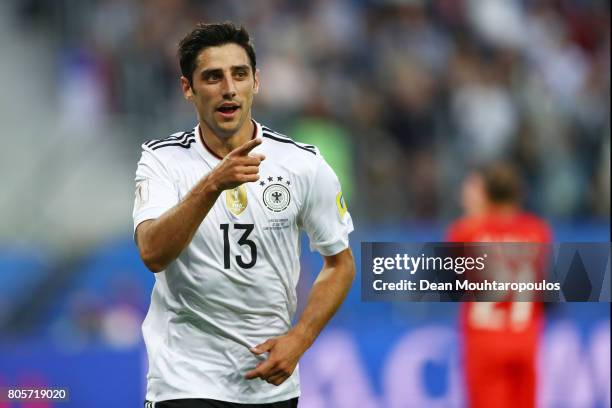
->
[16, 0, 611, 222]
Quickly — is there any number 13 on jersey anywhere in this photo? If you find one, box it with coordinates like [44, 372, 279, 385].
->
[220, 224, 258, 269]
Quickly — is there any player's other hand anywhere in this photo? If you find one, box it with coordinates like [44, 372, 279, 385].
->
[245, 332, 309, 386]
[209, 138, 265, 191]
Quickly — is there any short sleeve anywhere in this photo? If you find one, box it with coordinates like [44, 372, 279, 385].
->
[132, 148, 179, 234]
[299, 157, 354, 256]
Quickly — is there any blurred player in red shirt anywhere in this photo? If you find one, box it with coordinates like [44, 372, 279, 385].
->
[446, 163, 551, 408]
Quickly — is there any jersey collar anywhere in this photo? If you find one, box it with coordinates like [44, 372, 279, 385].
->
[194, 120, 261, 163]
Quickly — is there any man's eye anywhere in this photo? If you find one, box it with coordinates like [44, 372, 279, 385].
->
[235, 71, 247, 78]
[206, 74, 221, 81]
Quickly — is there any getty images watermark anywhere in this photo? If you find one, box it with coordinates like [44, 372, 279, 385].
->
[361, 243, 611, 302]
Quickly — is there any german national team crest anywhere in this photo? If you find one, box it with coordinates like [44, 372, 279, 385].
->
[226, 185, 248, 215]
[260, 175, 291, 212]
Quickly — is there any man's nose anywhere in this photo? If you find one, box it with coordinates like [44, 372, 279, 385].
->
[221, 75, 237, 98]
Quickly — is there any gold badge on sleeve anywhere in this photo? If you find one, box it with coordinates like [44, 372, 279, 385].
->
[226, 185, 248, 215]
[336, 191, 347, 219]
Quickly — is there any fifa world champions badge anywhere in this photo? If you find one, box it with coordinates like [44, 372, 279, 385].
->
[225, 185, 248, 215]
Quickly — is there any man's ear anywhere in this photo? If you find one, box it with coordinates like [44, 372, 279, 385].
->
[253, 69, 260, 95]
[181, 76, 194, 100]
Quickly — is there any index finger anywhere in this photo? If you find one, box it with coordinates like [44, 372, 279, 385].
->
[245, 360, 273, 380]
[232, 138, 262, 156]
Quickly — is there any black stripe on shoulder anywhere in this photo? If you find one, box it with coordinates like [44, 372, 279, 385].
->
[145, 136, 182, 148]
[261, 126, 316, 149]
[145, 131, 194, 148]
[261, 126, 315, 150]
[146, 131, 194, 148]
[150, 133, 194, 147]
[151, 136, 195, 150]
[262, 131, 317, 155]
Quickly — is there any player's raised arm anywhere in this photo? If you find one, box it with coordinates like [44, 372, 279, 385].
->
[135, 139, 265, 273]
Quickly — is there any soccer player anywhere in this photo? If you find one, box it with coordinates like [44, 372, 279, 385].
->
[132, 23, 355, 408]
[446, 163, 551, 408]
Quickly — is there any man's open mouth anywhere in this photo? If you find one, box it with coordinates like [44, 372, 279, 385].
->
[217, 105, 240, 114]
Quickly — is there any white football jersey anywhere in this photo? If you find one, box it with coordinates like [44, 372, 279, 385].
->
[132, 120, 353, 403]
